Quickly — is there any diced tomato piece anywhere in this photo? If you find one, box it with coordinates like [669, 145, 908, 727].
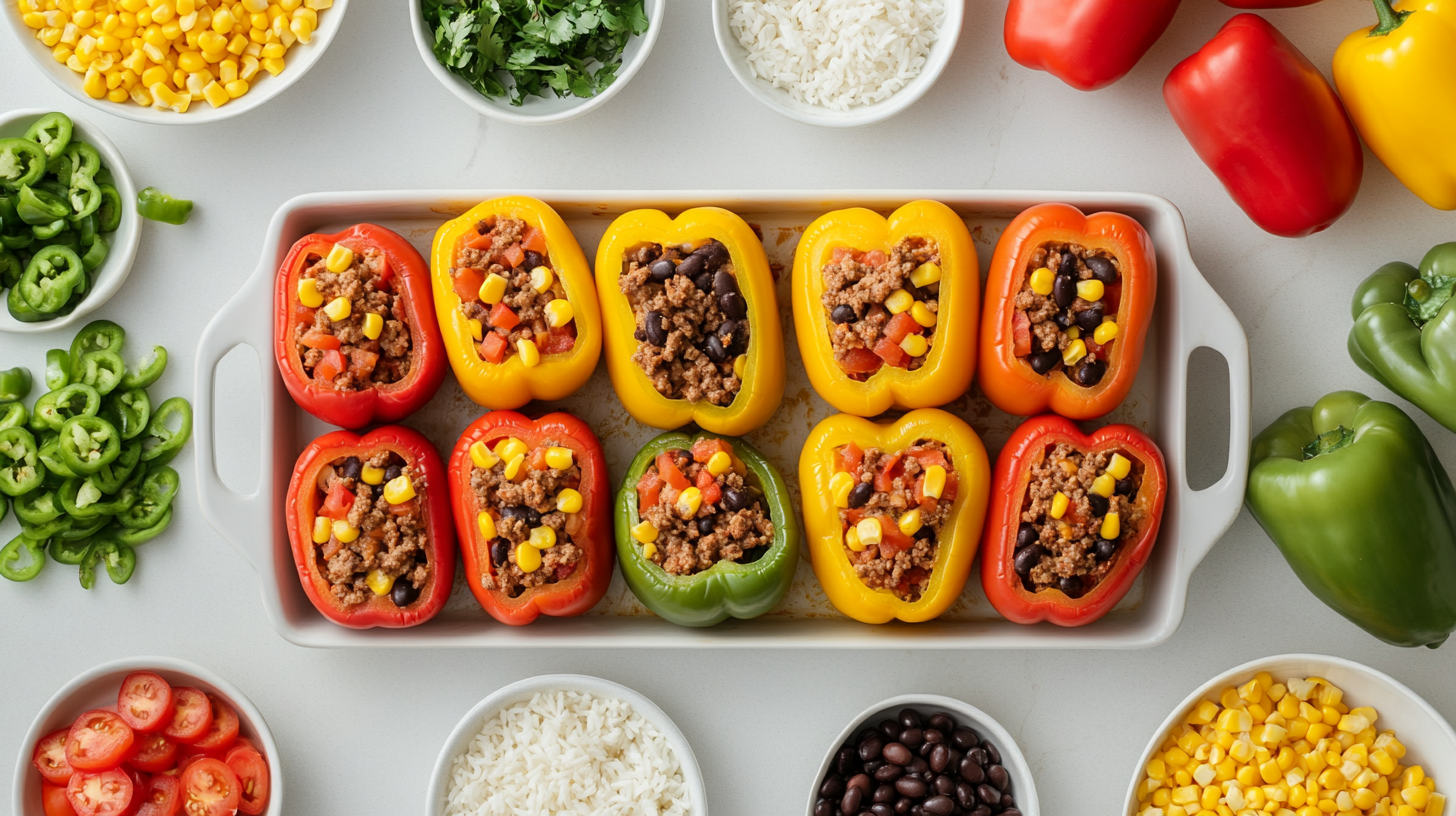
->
[655, 453, 690, 491]
[134, 775, 180, 816]
[1084, 337, 1107, 359]
[479, 331, 509, 364]
[300, 330, 340, 351]
[873, 337, 910, 368]
[189, 697, 238, 755]
[387, 498, 418, 516]
[1012, 310, 1032, 357]
[487, 302, 520, 331]
[691, 438, 733, 464]
[66, 710, 135, 772]
[874, 453, 904, 493]
[346, 348, 378, 381]
[292, 302, 315, 324]
[884, 312, 922, 345]
[224, 746, 269, 816]
[126, 734, 177, 774]
[942, 471, 959, 503]
[831, 246, 858, 264]
[66, 769, 133, 816]
[374, 255, 393, 289]
[863, 249, 886, 267]
[914, 469, 959, 511]
[178, 759, 241, 816]
[43, 782, 79, 816]
[538, 324, 576, 354]
[318, 482, 355, 520]
[34, 728, 76, 785]
[836, 441, 864, 474]
[313, 349, 345, 382]
[496, 244, 525, 270]
[1102, 281, 1122, 316]
[528, 447, 549, 471]
[452, 268, 485, 302]
[521, 226, 547, 254]
[695, 469, 722, 506]
[836, 347, 884, 375]
[465, 232, 493, 250]
[878, 518, 915, 557]
[636, 470, 664, 509]
[895, 566, 929, 597]
[904, 448, 948, 470]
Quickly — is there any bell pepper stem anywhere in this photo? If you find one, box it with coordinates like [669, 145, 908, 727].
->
[1368, 0, 1412, 37]
[1303, 425, 1355, 460]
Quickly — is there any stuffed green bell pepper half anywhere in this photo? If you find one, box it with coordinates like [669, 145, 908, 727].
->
[1247, 391, 1456, 648]
[616, 430, 799, 627]
[1349, 242, 1456, 432]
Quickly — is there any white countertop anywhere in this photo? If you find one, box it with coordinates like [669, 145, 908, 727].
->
[4, 3, 1455, 815]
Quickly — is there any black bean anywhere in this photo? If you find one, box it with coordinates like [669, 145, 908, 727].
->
[1059, 576, 1082, 595]
[694, 272, 714, 293]
[649, 258, 676, 282]
[923, 729, 944, 745]
[1002, 807, 1022, 816]
[966, 747, 987, 767]
[720, 291, 747, 320]
[1028, 351, 1059, 375]
[929, 744, 950, 773]
[713, 268, 739, 299]
[823, 776, 847, 799]
[677, 253, 705, 279]
[706, 334, 728, 363]
[847, 482, 874, 509]
[1001, 793, 1017, 810]
[717, 320, 738, 343]
[1075, 301, 1105, 331]
[952, 728, 980, 751]
[634, 328, 646, 342]
[836, 748, 858, 776]
[914, 526, 935, 542]
[859, 734, 885, 762]
[981, 742, 1001, 766]
[970, 807, 992, 816]
[849, 774, 873, 795]
[831, 304, 858, 324]
[1013, 545, 1044, 577]
[384, 464, 402, 483]
[522, 250, 545, 272]
[922, 795, 954, 815]
[906, 757, 928, 776]
[1014, 523, 1038, 551]
[489, 538, 510, 567]
[986, 765, 1008, 791]
[645, 311, 667, 346]
[696, 241, 730, 269]
[959, 756, 985, 784]
[1087, 493, 1109, 517]
[390, 578, 420, 607]
[877, 720, 899, 741]
[955, 781, 977, 809]
[1073, 359, 1106, 386]
[1085, 255, 1117, 284]
[933, 775, 955, 796]
[723, 487, 751, 511]
[1053, 309, 1077, 329]
[894, 799, 913, 816]
[874, 784, 896, 804]
[842, 787, 862, 815]
[883, 743, 912, 766]
[1058, 251, 1079, 280]
[928, 714, 955, 734]
[339, 456, 362, 481]
[696, 517, 715, 536]
[875, 763, 905, 782]
[864, 759, 884, 774]
[894, 777, 926, 798]
[977, 784, 1000, 807]
[918, 741, 933, 758]
[899, 709, 922, 729]
[1053, 274, 1077, 308]
[1116, 477, 1135, 496]
[815, 800, 835, 816]
[1096, 538, 1119, 562]
[898, 729, 923, 750]
[872, 804, 894, 816]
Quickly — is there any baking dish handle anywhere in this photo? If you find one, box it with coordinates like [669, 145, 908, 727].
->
[1177, 271, 1251, 571]
[193, 265, 273, 573]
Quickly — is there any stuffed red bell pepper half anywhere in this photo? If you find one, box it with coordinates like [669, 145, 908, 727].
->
[274, 223, 447, 428]
[286, 426, 455, 628]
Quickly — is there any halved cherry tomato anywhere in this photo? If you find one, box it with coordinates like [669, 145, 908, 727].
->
[190, 696, 239, 755]
[346, 348, 378, 380]
[873, 453, 905, 493]
[313, 348, 344, 382]
[694, 469, 722, 506]
[636, 469, 663, 509]
[317, 483, 355, 521]
[66, 769, 133, 816]
[836, 347, 884, 374]
[452, 268, 485, 302]
[487, 302, 519, 331]
[224, 746, 270, 816]
[883, 312, 923, 345]
[1012, 310, 1032, 357]
[66, 710, 136, 772]
[655, 452, 690, 491]
[538, 325, 576, 355]
[125, 734, 178, 774]
[135, 775, 180, 816]
[835, 441, 864, 475]
[117, 673, 174, 734]
[34, 728, 76, 784]
[161, 689, 212, 745]
[298, 330, 341, 351]
[873, 337, 910, 368]
[179, 759, 241, 816]
[521, 226, 547, 254]
[479, 331, 509, 364]
[43, 782, 80, 816]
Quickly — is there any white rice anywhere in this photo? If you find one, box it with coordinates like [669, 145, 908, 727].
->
[727, 0, 947, 111]
[444, 690, 690, 816]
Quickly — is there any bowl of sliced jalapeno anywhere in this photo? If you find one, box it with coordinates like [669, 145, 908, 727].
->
[0, 109, 140, 334]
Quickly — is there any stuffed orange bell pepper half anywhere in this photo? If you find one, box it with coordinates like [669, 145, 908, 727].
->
[792, 200, 978, 417]
[800, 409, 990, 623]
[431, 196, 602, 409]
[979, 204, 1155, 419]
[595, 207, 784, 436]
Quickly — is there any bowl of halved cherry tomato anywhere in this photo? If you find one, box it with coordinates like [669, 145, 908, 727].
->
[13, 657, 278, 816]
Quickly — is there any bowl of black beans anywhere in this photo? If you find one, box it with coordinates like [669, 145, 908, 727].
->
[809, 695, 1037, 816]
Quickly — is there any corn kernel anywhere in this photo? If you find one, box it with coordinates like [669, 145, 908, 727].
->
[900, 262, 940, 290]
[321, 242, 353, 273]
[383, 475, 416, 505]
[1373, 750, 1398, 777]
[359, 312, 383, 341]
[543, 298, 573, 329]
[475, 510, 497, 540]
[224, 78, 248, 97]
[632, 519, 658, 544]
[885, 288, 914, 314]
[543, 446, 573, 470]
[331, 519, 358, 543]
[734, 354, 746, 378]
[261, 55, 282, 74]
[677, 486, 702, 518]
[529, 265, 554, 293]
[478, 272, 507, 305]
[900, 333, 929, 358]
[1189, 701, 1221, 726]
[1097, 511, 1119, 540]
[1077, 279, 1105, 302]
[494, 437, 527, 462]
[1063, 338, 1087, 365]
[499, 452, 524, 480]
[707, 451, 732, 477]
[1403, 769, 1427, 791]
[515, 541, 541, 573]
[1376, 735, 1407, 760]
[922, 465, 946, 499]
[830, 471, 856, 507]
[517, 338, 540, 368]
[556, 488, 583, 514]
[1050, 491, 1069, 519]
[360, 464, 384, 485]
[898, 508, 923, 536]
[1406, 787, 1431, 810]
[529, 526, 556, 550]
[365, 569, 394, 596]
[857, 517, 883, 548]
[83, 66, 106, 97]
[641, 540, 658, 560]
[910, 301, 937, 328]
[1105, 452, 1132, 480]
[1030, 267, 1054, 296]
[1094, 319, 1120, 345]
[845, 526, 864, 552]
[323, 296, 351, 322]
[1090, 473, 1116, 497]
[311, 515, 330, 544]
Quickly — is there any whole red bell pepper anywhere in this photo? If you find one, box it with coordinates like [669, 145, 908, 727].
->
[1004, 0, 1182, 91]
[447, 410, 613, 625]
[274, 223, 447, 428]
[980, 415, 1166, 627]
[1163, 14, 1363, 238]
[286, 425, 456, 629]
[1220, 0, 1322, 6]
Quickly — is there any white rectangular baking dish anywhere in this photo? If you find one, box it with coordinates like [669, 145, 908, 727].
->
[193, 190, 1249, 648]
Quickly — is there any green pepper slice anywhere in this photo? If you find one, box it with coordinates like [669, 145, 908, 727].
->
[94, 540, 135, 584]
[7, 280, 48, 322]
[1, 229, 34, 251]
[31, 382, 101, 431]
[19, 245, 84, 313]
[57, 415, 120, 475]
[69, 177, 102, 220]
[24, 112, 73, 160]
[59, 475, 138, 519]
[79, 544, 97, 588]
[37, 434, 76, 479]
[121, 346, 167, 390]
[16, 184, 69, 225]
[74, 211, 96, 245]
[76, 350, 125, 395]
[103, 389, 149, 440]
[0, 139, 47, 190]
[95, 184, 121, 233]
[32, 219, 66, 240]
[88, 439, 141, 493]
[136, 186, 193, 225]
[0, 366, 32, 404]
[0, 403, 28, 431]
[79, 234, 107, 273]
[117, 466, 178, 529]
[0, 426, 44, 497]
[0, 534, 46, 582]
[45, 350, 70, 390]
[69, 319, 125, 379]
[50, 537, 92, 565]
[110, 507, 171, 546]
[140, 397, 191, 466]
[13, 488, 62, 525]
[22, 512, 71, 540]
[63, 142, 101, 184]
[0, 247, 21, 288]
[61, 516, 108, 541]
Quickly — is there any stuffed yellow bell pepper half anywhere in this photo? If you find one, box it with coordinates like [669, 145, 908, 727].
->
[595, 207, 785, 436]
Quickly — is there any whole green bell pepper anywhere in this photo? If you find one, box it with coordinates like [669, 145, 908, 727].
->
[615, 430, 800, 628]
[1247, 391, 1456, 648]
[1349, 242, 1456, 432]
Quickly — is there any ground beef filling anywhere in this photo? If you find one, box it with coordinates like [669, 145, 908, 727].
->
[633, 441, 774, 576]
[1013, 241, 1123, 387]
[296, 247, 413, 391]
[821, 237, 941, 381]
[619, 239, 748, 406]
[837, 440, 957, 603]
[1015, 442, 1144, 597]
[451, 215, 577, 364]
[315, 452, 430, 608]
[471, 438, 584, 598]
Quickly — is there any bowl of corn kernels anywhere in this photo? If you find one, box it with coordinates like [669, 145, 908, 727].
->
[1125, 654, 1453, 816]
[4, 0, 348, 125]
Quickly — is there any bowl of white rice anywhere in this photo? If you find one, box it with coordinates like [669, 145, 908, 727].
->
[429, 674, 706, 816]
[713, 0, 962, 127]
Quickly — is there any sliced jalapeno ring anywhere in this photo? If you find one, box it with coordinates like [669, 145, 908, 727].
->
[0, 247, 21, 288]
[0, 534, 46, 582]
[95, 183, 121, 233]
[24, 112, 73, 160]
[68, 319, 125, 379]
[103, 389, 150, 440]
[0, 139, 47, 190]
[0, 365, 32, 404]
[14, 488, 63, 525]
[140, 397, 191, 466]
[16, 184, 69, 225]
[111, 506, 172, 546]
[92, 540, 135, 584]
[63, 142, 101, 184]
[0, 402, 30, 431]
[49, 536, 92, 566]
[19, 245, 84, 313]
[60, 474, 137, 519]
[45, 350, 70, 391]
[8, 281, 48, 322]
[30, 382, 101, 431]
[88, 439, 141, 493]
[121, 346, 167, 390]
[1, 230, 35, 250]
[77, 350, 125, 395]
[74, 211, 96, 244]
[57, 415, 120, 476]
[32, 218, 66, 240]
[0, 426, 44, 497]
[69, 177, 102, 220]
[79, 233, 108, 273]
[37, 434, 75, 479]
[136, 186, 193, 225]
[60, 515, 108, 541]
[21, 513, 70, 541]
[118, 465, 179, 529]
[79, 543, 98, 589]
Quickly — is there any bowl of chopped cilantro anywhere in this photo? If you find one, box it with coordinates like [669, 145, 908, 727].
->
[412, 0, 661, 125]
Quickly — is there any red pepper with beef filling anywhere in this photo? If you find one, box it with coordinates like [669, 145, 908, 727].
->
[1004, 0, 1183, 91]
[274, 223, 447, 428]
[981, 415, 1166, 627]
[286, 426, 455, 628]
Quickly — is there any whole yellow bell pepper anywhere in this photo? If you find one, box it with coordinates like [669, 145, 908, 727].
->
[800, 409, 990, 624]
[595, 207, 785, 436]
[792, 200, 978, 417]
[430, 196, 602, 409]
[1334, 0, 1456, 210]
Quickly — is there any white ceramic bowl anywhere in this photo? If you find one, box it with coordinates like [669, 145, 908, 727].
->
[712, 0, 962, 128]
[0, 108, 139, 334]
[2, 2, 347, 125]
[12, 656, 282, 816]
[407, 0, 663, 125]
[1123, 654, 1456, 815]
[427, 674, 707, 815]
[808, 693, 1040, 816]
